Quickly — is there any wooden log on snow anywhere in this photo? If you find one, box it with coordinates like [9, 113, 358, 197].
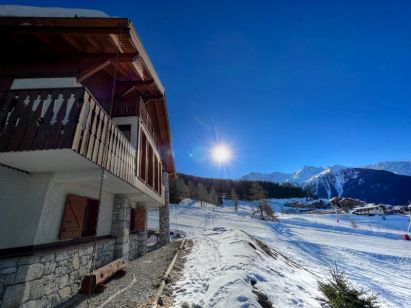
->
[79, 258, 127, 294]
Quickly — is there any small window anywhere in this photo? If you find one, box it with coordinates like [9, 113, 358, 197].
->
[59, 194, 99, 240]
[82, 199, 99, 237]
[117, 124, 131, 142]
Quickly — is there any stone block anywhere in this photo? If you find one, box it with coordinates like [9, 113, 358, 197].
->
[0, 259, 17, 270]
[28, 263, 44, 281]
[58, 286, 72, 300]
[40, 254, 55, 263]
[2, 267, 17, 275]
[56, 251, 69, 262]
[4, 273, 16, 285]
[72, 254, 80, 271]
[43, 262, 56, 275]
[29, 279, 46, 300]
[57, 274, 69, 289]
[2, 284, 25, 307]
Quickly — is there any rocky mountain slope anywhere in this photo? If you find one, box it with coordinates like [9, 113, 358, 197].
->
[241, 161, 411, 204]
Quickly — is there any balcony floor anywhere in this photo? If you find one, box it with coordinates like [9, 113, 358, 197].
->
[0, 149, 163, 208]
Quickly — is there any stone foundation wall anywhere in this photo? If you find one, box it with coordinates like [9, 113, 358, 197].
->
[112, 195, 131, 260]
[128, 233, 139, 260]
[137, 231, 148, 257]
[0, 238, 114, 308]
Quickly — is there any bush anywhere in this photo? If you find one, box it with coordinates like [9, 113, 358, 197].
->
[318, 266, 379, 308]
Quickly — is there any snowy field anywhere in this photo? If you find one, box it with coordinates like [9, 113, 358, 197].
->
[149, 199, 411, 307]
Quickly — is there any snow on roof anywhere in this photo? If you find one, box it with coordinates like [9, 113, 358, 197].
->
[0, 5, 109, 18]
[353, 204, 384, 210]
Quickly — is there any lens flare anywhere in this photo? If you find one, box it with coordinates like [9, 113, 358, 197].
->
[211, 144, 232, 164]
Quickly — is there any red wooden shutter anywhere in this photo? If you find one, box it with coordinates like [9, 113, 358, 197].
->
[154, 156, 159, 192]
[133, 208, 146, 232]
[140, 132, 147, 181]
[147, 145, 154, 187]
[59, 194, 87, 240]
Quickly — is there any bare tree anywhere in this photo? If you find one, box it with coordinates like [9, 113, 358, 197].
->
[208, 187, 219, 211]
[231, 188, 239, 212]
[250, 182, 267, 206]
[196, 183, 208, 207]
[250, 183, 278, 221]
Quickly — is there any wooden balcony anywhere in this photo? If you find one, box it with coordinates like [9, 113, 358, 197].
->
[0, 87, 164, 205]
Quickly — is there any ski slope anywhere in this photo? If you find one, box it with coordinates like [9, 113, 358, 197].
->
[149, 200, 411, 307]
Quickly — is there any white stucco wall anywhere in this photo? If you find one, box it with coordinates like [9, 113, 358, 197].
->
[0, 166, 115, 249]
[34, 178, 114, 245]
[0, 166, 53, 249]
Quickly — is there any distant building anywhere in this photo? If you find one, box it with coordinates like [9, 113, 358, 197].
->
[351, 204, 385, 216]
[0, 7, 174, 307]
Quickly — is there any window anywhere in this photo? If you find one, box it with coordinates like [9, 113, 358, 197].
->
[59, 194, 99, 240]
[117, 124, 131, 142]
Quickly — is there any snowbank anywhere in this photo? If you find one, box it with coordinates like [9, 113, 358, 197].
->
[148, 199, 411, 307]
[0, 5, 109, 18]
[174, 227, 321, 307]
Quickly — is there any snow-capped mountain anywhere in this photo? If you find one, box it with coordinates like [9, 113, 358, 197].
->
[241, 166, 325, 185]
[365, 160, 411, 176]
[242, 161, 411, 204]
[303, 165, 356, 198]
[305, 167, 411, 204]
[241, 171, 292, 183]
[289, 166, 327, 184]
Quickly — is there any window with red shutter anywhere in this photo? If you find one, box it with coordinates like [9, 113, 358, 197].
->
[59, 194, 87, 240]
[59, 194, 100, 240]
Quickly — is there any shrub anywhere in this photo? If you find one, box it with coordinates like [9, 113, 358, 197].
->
[318, 266, 379, 308]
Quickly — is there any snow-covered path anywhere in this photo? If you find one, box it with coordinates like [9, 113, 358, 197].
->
[149, 200, 411, 307]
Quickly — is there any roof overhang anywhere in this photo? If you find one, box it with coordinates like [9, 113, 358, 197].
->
[0, 16, 175, 174]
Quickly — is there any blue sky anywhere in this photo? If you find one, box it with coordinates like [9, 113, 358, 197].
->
[5, 1, 411, 178]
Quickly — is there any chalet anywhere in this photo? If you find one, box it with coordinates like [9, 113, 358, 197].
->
[0, 6, 174, 307]
[351, 204, 386, 216]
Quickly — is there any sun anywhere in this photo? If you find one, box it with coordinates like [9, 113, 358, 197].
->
[211, 144, 232, 164]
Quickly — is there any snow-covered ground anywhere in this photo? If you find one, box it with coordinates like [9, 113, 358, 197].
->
[149, 199, 411, 307]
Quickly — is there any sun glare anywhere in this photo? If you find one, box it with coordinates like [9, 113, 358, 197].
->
[211, 144, 232, 164]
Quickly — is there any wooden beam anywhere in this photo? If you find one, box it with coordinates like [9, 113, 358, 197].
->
[109, 34, 124, 53]
[79, 258, 127, 294]
[116, 80, 155, 87]
[78, 60, 111, 83]
[84, 35, 105, 52]
[132, 59, 145, 80]
[62, 34, 84, 52]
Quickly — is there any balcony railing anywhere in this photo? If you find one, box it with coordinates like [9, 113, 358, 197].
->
[112, 99, 159, 147]
[0, 87, 152, 194]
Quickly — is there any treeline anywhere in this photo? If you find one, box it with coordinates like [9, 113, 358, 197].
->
[170, 173, 307, 204]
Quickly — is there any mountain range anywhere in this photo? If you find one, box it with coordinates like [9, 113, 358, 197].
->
[241, 161, 411, 204]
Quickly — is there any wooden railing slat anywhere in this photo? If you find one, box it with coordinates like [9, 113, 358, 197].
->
[0, 87, 162, 197]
